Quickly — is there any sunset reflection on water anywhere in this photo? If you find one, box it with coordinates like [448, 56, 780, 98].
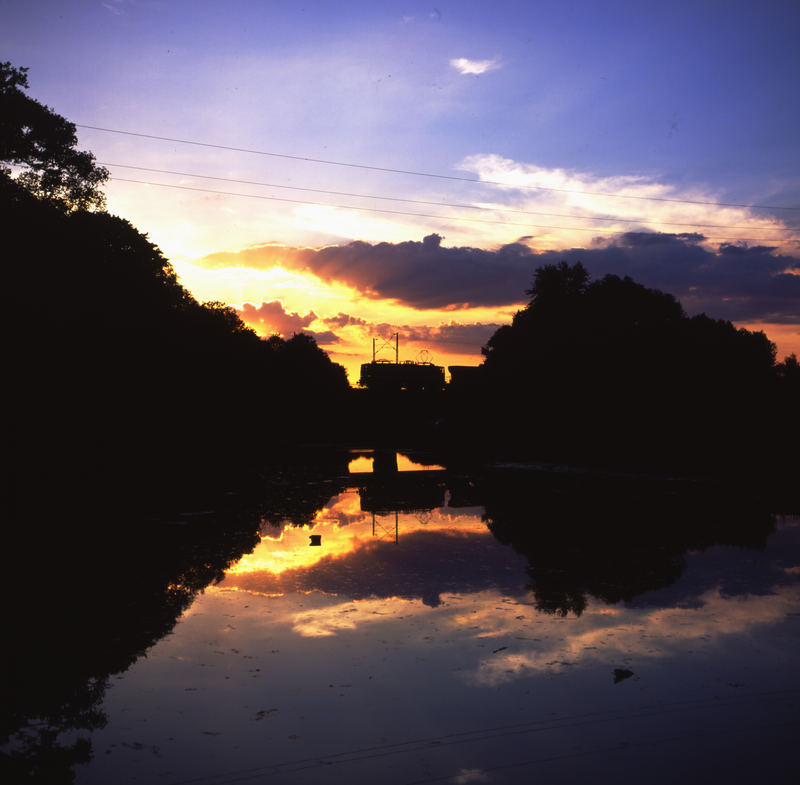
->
[347, 451, 447, 474]
[223, 489, 492, 586]
[219, 497, 800, 686]
[65, 482, 800, 785]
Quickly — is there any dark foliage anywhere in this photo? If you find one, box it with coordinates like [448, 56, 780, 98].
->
[0, 62, 108, 211]
[0, 449, 352, 784]
[475, 261, 797, 476]
[1, 62, 349, 520]
[0, 63, 354, 782]
[479, 468, 776, 617]
[4, 173, 349, 519]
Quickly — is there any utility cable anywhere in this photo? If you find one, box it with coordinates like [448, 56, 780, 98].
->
[107, 177, 785, 242]
[78, 124, 800, 211]
[99, 162, 788, 235]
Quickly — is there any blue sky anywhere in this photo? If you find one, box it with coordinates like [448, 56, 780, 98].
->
[4, 0, 800, 374]
[7, 0, 798, 197]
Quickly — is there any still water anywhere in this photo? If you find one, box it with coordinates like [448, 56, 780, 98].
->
[5, 461, 800, 784]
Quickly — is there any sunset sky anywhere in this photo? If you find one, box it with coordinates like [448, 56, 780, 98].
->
[4, 0, 799, 381]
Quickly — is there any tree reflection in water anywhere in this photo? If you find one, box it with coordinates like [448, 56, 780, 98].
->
[0, 456, 790, 784]
[479, 469, 776, 617]
[1, 453, 352, 784]
[2, 507, 262, 783]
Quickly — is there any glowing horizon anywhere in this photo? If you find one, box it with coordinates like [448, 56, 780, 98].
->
[6, 1, 799, 373]
[168, 231, 800, 383]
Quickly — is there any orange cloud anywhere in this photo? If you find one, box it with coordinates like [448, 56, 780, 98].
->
[238, 299, 316, 335]
[190, 230, 800, 384]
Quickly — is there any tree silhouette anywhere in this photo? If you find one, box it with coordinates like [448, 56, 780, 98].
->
[525, 259, 590, 304]
[478, 261, 783, 472]
[2, 66, 351, 519]
[0, 62, 107, 211]
[777, 353, 800, 384]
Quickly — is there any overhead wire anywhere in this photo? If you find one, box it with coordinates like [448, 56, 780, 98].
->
[107, 177, 621, 234]
[78, 123, 800, 211]
[99, 161, 789, 236]
[107, 176, 786, 243]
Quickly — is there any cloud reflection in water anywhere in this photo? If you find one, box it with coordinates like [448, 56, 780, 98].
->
[218, 492, 800, 691]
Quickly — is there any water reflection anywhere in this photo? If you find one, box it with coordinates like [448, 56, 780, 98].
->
[77, 511, 800, 785]
[223, 490, 526, 608]
[1, 499, 265, 784]
[347, 449, 446, 474]
[481, 470, 778, 616]
[3, 462, 799, 784]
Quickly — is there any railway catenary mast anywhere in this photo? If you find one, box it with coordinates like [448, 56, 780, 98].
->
[359, 333, 445, 392]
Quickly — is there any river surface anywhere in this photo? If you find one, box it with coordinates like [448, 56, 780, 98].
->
[4, 459, 800, 784]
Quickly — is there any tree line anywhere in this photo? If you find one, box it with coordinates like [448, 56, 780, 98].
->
[2, 62, 350, 516]
[4, 59, 798, 503]
[447, 260, 799, 477]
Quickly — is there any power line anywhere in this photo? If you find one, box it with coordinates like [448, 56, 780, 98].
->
[79, 124, 800, 211]
[107, 177, 619, 233]
[107, 177, 786, 243]
[99, 162, 788, 235]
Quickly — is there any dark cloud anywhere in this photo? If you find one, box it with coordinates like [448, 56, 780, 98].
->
[494, 233, 800, 325]
[619, 231, 706, 247]
[290, 233, 536, 309]
[220, 233, 800, 326]
[542, 235, 800, 324]
[237, 300, 316, 336]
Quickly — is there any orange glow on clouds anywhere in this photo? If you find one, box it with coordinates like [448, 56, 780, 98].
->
[173, 253, 511, 382]
[171, 253, 800, 385]
[172, 232, 799, 384]
[150, 191, 800, 385]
